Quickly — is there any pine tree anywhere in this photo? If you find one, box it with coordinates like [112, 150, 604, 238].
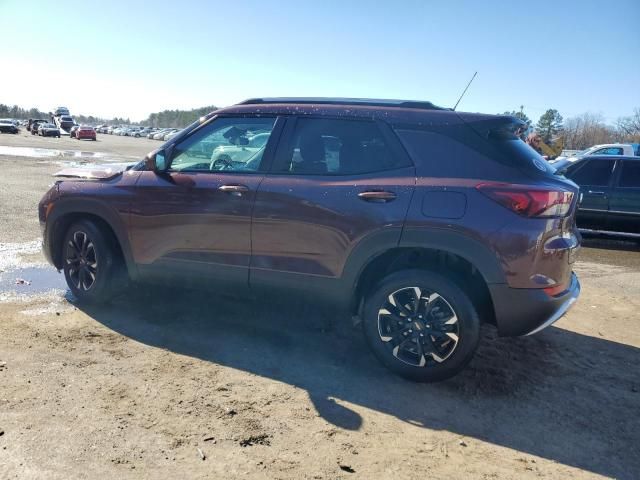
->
[536, 109, 564, 143]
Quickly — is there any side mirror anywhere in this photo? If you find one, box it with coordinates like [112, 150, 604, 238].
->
[145, 149, 170, 172]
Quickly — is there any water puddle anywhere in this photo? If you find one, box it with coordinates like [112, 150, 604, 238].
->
[0, 241, 68, 301]
[0, 266, 66, 295]
[0, 145, 139, 164]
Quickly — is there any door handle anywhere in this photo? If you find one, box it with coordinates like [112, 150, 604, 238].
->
[358, 191, 397, 203]
[218, 184, 249, 197]
[587, 190, 606, 196]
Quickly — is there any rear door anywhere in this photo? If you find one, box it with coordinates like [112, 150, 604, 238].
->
[565, 158, 616, 230]
[609, 160, 640, 234]
[250, 117, 415, 301]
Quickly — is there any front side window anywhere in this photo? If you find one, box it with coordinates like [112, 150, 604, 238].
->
[567, 159, 615, 186]
[618, 161, 640, 188]
[273, 118, 407, 175]
[170, 117, 276, 173]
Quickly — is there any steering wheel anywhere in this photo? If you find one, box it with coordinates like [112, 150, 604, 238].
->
[210, 155, 232, 171]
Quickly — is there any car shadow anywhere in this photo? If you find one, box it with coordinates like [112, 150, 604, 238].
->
[79, 288, 639, 479]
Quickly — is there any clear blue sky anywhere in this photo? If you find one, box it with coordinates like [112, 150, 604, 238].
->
[2, 0, 638, 122]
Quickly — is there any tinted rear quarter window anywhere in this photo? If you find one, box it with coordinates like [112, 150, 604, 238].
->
[619, 161, 640, 188]
[394, 128, 554, 178]
[567, 159, 615, 186]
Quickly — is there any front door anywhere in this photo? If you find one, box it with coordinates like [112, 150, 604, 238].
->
[129, 116, 282, 290]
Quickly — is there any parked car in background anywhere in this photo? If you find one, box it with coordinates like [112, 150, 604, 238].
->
[209, 132, 271, 165]
[69, 125, 80, 138]
[75, 126, 97, 141]
[58, 115, 75, 131]
[164, 129, 181, 141]
[38, 123, 60, 137]
[551, 143, 638, 165]
[28, 119, 48, 134]
[134, 128, 152, 137]
[152, 129, 171, 140]
[0, 120, 19, 134]
[39, 97, 581, 382]
[558, 155, 640, 238]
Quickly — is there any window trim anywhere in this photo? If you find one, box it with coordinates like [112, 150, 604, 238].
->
[267, 115, 414, 176]
[166, 114, 285, 175]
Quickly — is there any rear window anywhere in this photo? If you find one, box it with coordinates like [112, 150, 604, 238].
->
[496, 138, 556, 175]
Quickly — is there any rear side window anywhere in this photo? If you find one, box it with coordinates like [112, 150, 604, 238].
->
[618, 161, 640, 188]
[273, 118, 409, 175]
[567, 159, 615, 186]
[593, 147, 623, 155]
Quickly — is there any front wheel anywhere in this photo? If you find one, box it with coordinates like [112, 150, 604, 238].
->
[62, 220, 124, 303]
[362, 269, 480, 382]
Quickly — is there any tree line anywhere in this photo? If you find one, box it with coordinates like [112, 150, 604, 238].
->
[0, 104, 217, 129]
[140, 106, 217, 128]
[503, 106, 640, 149]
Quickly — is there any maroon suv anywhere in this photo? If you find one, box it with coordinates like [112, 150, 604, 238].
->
[39, 98, 581, 382]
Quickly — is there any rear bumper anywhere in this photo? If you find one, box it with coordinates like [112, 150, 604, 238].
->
[489, 273, 580, 337]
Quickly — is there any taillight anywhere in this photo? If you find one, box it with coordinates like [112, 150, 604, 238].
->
[477, 183, 574, 218]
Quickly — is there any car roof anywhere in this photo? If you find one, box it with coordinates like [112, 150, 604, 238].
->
[213, 97, 509, 127]
[588, 143, 632, 148]
[238, 97, 448, 110]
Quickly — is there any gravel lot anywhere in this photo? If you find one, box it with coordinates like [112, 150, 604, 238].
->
[0, 131, 639, 479]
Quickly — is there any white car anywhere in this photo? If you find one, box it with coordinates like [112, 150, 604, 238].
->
[210, 132, 270, 164]
[551, 143, 637, 164]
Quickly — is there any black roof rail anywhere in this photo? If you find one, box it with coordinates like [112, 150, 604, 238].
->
[237, 97, 449, 111]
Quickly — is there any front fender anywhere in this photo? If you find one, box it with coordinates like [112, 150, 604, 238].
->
[45, 197, 137, 278]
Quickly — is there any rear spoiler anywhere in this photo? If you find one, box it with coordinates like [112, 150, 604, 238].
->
[456, 114, 527, 140]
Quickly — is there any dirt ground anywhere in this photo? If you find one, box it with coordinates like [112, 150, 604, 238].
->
[0, 131, 639, 479]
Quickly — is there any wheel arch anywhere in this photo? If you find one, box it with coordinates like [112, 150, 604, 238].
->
[46, 199, 136, 278]
[347, 229, 505, 325]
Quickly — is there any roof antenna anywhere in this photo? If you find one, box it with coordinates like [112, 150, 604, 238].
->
[453, 71, 477, 111]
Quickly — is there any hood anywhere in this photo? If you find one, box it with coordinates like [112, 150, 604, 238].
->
[53, 162, 134, 180]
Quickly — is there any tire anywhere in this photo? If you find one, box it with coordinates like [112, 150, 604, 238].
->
[362, 269, 480, 382]
[62, 220, 123, 303]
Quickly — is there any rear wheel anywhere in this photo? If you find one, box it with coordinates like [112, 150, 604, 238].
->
[62, 220, 123, 303]
[362, 269, 480, 382]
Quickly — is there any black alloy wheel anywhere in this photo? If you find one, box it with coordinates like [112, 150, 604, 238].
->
[62, 220, 124, 303]
[362, 269, 480, 382]
[65, 230, 98, 292]
[377, 287, 460, 367]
